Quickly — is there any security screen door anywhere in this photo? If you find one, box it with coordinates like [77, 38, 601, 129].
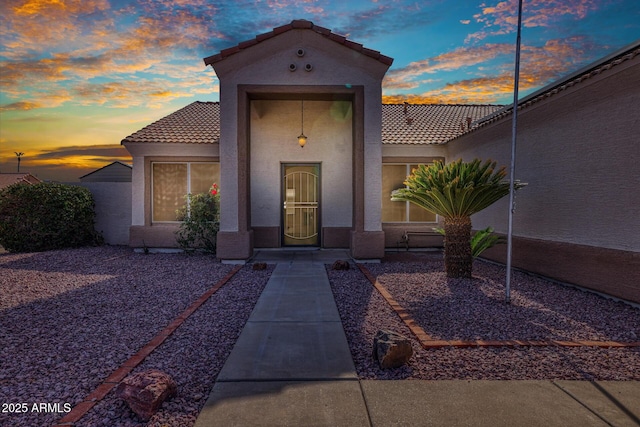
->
[282, 164, 320, 246]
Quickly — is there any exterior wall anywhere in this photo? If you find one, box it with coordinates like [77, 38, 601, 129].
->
[77, 182, 131, 246]
[124, 142, 219, 247]
[250, 99, 353, 247]
[381, 144, 447, 159]
[212, 28, 390, 259]
[446, 55, 640, 302]
[363, 84, 384, 233]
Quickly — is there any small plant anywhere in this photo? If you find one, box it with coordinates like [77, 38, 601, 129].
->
[175, 183, 220, 254]
[434, 226, 505, 258]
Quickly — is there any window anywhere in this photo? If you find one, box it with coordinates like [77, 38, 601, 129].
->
[152, 162, 220, 222]
[382, 164, 436, 222]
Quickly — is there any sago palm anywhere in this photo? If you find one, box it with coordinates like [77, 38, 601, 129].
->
[391, 158, 524, 278]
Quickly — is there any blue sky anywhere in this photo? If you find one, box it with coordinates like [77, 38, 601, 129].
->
[1, 0, 638, 181]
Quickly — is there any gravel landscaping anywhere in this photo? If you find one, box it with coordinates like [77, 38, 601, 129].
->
[0, 246, 271, 427]
[2, 246, 639, 426]
[328, 252, 640, 381]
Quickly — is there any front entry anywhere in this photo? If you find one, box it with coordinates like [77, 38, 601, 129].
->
[282, 164, 320, 246]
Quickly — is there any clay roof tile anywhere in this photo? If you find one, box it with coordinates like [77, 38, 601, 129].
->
[122, 102, 503, 146]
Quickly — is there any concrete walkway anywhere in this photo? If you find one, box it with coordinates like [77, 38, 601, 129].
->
[195, 250, 640, 427]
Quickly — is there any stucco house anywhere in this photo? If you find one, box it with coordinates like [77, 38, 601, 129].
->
[123, 20, 498, 258]
[122, 20, 639, 302]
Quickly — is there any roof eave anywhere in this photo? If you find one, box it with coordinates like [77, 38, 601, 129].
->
[203, 19, 393, 68]
[476, 39, 640, 127]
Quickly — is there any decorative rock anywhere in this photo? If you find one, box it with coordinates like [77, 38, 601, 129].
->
[372, 329, 413, 369]
[115, 369, 177, 421]
[331, 260, 350, 270]
[252, 262, 267, 270]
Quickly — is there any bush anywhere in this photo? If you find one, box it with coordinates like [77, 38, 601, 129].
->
[433, 226, 505, 258]
[175, 184, 220, 254]
[0, 183, 100, 252]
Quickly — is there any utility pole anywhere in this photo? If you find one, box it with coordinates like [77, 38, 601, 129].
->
[15, 152, 24, 173]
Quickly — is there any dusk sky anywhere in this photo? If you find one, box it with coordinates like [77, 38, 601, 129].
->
[1, 0, 638, 182]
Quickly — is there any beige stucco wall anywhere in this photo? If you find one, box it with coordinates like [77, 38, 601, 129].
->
[447, 56, 640, 252]
[382, 144, 447, 159]
[250, 100, 353, 229]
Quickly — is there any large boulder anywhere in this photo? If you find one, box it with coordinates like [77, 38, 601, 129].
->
[331, 260, 350, 270]
[372, 329, 413, 369]
[115, 369, 177, 421]
[252, 262, 267, 270]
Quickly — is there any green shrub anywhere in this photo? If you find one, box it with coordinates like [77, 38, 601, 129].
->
[433, 226, 505, 258]
[175, 184, 220, 254]
[0, 183, 101, 252]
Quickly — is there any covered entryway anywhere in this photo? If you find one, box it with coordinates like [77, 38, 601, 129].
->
[206, 20, 391, 260]
[282, 164, 320, 246]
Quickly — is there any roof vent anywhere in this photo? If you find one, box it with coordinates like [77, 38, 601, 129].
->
[296, 48, 305, 57]
[289, 63, 297, 72]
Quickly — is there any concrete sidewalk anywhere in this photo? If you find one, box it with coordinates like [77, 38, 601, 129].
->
[195, 250, 640, 427]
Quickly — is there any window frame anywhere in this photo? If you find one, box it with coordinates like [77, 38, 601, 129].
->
[151, 161, 219, 223]
[382, 163, 438, 224]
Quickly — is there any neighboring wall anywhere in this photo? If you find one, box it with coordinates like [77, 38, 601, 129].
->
[77, 182, 132, 246]
[447, 54, 640, 302]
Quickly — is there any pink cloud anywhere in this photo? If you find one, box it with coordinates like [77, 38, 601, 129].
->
[383, 43, 515, 89]
[383, 36, 595, 104]
[467, 0, 600, 42]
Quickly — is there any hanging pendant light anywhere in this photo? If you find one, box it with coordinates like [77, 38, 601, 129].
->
[297, 99, 307, 148]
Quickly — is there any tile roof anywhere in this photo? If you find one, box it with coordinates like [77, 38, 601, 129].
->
[121, 101, 220, 144]
[382, 104, 503, 144]
[203, 19, 393, 67]
[122, 101, 502, 145]
[476, 40, 640, 129]
[0, 173, 42, 189]
[124, 40, 638, 147]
